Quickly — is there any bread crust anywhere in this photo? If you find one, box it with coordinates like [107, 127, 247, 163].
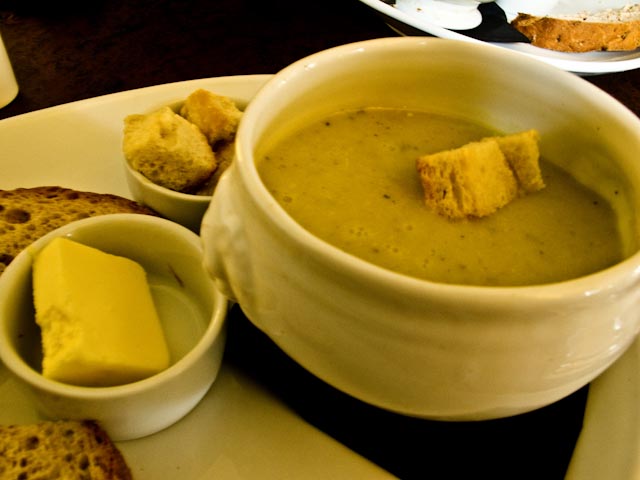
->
[0, 186, 156, 274]
[0, 420, 132, 479]
[512, 13, 640, 52]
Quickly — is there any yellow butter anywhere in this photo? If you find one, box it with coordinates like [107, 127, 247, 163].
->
[32, 237, 170, 387]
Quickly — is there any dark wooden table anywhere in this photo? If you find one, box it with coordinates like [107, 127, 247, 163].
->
[1, 1, 637, 478]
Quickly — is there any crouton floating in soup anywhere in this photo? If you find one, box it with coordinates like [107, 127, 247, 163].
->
[416, 129, 545, 219]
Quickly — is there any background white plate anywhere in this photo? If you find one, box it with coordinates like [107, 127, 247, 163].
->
[0, 75, 638, 479]
[358, 0, 640, 74]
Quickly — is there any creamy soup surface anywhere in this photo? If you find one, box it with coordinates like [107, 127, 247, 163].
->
[257, 108, 623, 286]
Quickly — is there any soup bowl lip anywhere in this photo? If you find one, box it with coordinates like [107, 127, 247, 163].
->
[0, 213, 227, 401]
[230, 36, 640, 301]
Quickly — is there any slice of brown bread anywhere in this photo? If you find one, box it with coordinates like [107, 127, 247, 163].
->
[0, 186, 157, 275]
[511, 5, 640, 52]
[0, 420, 132, 479]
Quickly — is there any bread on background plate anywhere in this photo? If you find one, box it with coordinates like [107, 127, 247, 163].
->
[511, 4, 640, 52]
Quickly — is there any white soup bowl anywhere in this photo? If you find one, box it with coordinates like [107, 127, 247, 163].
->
[201, 37, 640, 420]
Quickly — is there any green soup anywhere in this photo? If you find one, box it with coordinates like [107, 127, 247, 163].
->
[257, 108, 624, 286]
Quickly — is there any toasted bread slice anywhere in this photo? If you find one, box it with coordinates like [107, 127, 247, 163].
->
[0, 186, 156, 274]
[0, 420, 132, 479]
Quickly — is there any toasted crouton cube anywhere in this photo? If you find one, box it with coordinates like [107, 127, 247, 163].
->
[490, 129, 545, 193]
[180, 89, 242, 145]
[123, 106, 216, 192]
[417, 139, 518, 219]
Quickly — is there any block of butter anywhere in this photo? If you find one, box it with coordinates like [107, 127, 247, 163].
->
[32, 237, 170, 387]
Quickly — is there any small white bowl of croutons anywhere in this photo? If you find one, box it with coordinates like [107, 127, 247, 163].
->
[122, 89, 242, 232]
[0, 213, 227, 440]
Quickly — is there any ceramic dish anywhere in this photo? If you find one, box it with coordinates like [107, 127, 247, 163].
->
[357, 0, 640, 74]
[0, 75, 638, 478]
[393, 0, 495, 30]
[204, 37, 640, 422]
[0, 213, 227, 441]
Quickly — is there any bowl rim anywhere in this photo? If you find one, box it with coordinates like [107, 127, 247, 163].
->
[0, 213, 227, 399]
[233, 36, 640, 299]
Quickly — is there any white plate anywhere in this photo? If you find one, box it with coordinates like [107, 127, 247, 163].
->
[566, 338, 640, 479]
[358, 0, 640, 74]
[0, 75, 394, 480]
[0, 75, 638, 479]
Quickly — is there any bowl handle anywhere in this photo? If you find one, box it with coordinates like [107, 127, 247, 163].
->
[201, 170, 252, 304]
